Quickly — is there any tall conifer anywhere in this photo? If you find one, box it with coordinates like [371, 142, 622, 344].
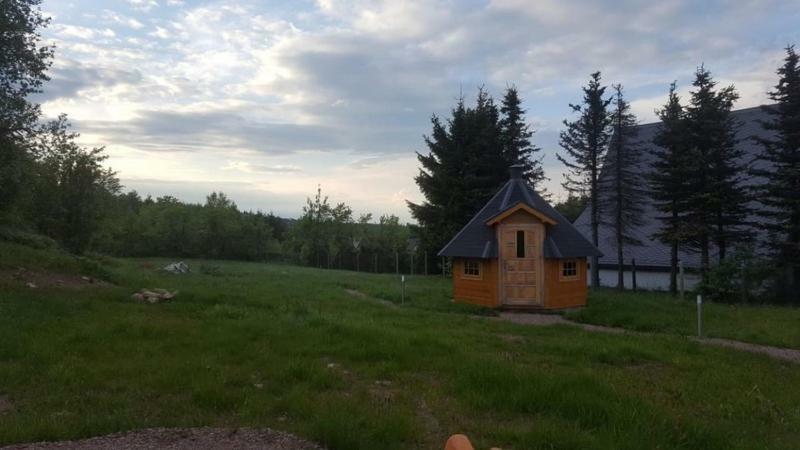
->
[558, 72, 612, 287]
[651, 82, 691, 295]
[602, 84, 644, 289]
[409, 89, 506, 266]
[684, 66, 744, 275]
[753, 45, 800, 303]
[500, 86, 546, 192]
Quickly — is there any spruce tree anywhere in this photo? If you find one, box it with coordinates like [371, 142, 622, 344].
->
[651, 82, 691, 295]
[558, 72, 612, 287]
[601, 84, 644, 289]
[409, 89, 506, 266]
[753, 45, 800, 303]
[463, 88, 507, 210]
[500, 86, 546, 192]
[684, 66, 745, 275]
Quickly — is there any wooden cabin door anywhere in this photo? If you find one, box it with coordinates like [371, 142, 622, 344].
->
[500, 225, 543, 306]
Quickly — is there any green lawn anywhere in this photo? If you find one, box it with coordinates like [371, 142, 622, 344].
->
[565, 289, 800, 349]
[1, 242, 800, 449]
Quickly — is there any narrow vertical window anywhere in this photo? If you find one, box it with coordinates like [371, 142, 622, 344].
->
[516, 230, 525, 258]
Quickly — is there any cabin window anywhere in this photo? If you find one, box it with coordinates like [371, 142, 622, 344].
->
[463, 260, 481, 278]
[561, 260, 578, 280]
[516, 230, 525, 258]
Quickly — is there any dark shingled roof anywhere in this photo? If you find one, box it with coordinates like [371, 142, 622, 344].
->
[438, 171, 602, 259]
[573, 105, 775, 269]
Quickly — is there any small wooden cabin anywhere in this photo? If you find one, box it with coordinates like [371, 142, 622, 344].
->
[439, 165, 602, 310]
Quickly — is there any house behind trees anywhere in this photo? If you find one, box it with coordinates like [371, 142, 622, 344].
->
[573, 106, 776, 290]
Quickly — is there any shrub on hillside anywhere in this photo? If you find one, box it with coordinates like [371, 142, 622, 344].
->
[0, 227, 57, 249]
[700, 246, 771, 303]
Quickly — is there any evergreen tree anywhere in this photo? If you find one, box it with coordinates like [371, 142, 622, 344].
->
[463, 88, 507, 208]
[753, 45, 800, 303]
[0, 0, 54, 213]
[651, 82, 691, 296]
[601, 84, 644, 289]
[684, 66, 745, 275]
[499, 86, 546, 191]
[558, 72, 612, 287]
[409, 88, 506, 265]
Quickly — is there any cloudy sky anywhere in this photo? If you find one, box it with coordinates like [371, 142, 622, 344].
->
[38, 0, 800, 221]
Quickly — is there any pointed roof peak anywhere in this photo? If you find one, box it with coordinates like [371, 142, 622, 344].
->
[439, 174, 602, 259]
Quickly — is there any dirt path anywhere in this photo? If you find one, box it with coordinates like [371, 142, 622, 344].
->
[1, 427, 323, 450]
[496, 311, 800, 364]
[344, 288, 398, 308]
[342, 288, 800, 364]
[496, 312, 625, 334]
[689, 337, 800, 363]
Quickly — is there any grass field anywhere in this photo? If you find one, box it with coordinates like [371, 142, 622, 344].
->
[566, 289, 800, 349]
[2, 242, 800, 449]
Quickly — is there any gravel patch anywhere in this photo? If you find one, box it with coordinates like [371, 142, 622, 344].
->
[1, 427, 324, 450]
[496, 312, 624, 334]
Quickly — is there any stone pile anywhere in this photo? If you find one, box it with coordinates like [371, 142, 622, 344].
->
[131, 288, 178, 304]
[162, 261, 189, 274]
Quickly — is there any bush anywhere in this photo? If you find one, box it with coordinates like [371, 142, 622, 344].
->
[0, 227, 57, 249]
[700, 246, 771, 303]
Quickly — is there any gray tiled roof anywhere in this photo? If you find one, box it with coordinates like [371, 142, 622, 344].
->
[439, 176, 602, 259]
[573, 105, 775, 269]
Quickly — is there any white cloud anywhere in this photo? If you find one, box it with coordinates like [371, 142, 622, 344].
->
[223, 161, 303, 174]
[52, 24, 100, 40]
[128, 0, 159, 12]
[39, 0, 800, 219]
[149, 26, 171, 39]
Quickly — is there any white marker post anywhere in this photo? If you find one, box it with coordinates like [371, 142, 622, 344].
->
[696, 294, 703, 337]
[401, 275, 406, 305]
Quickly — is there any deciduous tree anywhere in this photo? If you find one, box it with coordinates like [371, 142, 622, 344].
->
[0, 0, 54, 213]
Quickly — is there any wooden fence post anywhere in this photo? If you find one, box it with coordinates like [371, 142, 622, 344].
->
[395, 251, 399, 274]
[678, 260, 685, 300]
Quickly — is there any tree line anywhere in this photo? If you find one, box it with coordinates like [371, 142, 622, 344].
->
[0, 1, 421, 272]
[648, 50, 799, 304]
[1, 1, 121, 254]
[411, 49, 800, 304]
[286, 186, 420, 273]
